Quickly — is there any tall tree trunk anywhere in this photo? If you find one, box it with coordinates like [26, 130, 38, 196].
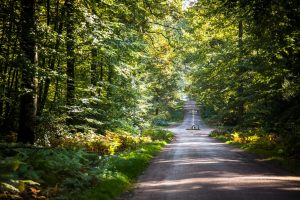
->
[38, 0, 65, 114]
[0, 0, 16, 128]
[99, 57, 103, 96]
[107, 63, 113, 98]
[36, 0, 50, 116]
[17, 0, 37, 144]
[91, 48, 97, 86]
[66, 0, 75, 105]
[237, 20, 244, 122]
[50, 58, 62, 112]
[238, 21, 243, 48]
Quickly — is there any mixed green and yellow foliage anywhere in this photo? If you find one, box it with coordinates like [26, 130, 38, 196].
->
[1, 0, 300, 198]
[184, 0, 300, 158]
[210, 128, 300, 174]
[0, 129, 174, 199]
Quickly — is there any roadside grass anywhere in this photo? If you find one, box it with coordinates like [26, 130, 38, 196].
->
[0, 129, 174, 199]
[209, 130, 300, 175]
[82, 142, 166, 200]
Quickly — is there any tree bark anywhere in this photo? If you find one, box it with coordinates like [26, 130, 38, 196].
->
[0, 0, 16, 128]
[99, 57, 103, 96]
[38, 0, 65, 114]
[238, 20, 243, 49]
[91, 48, 97, 86]
[17, 0, 37, 144]
[237, 20, 244, 122]
[107, 63, 113, 98]
[66, 0, 75, 105]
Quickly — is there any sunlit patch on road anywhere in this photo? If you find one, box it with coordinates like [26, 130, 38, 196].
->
[131, 101, 300, 200]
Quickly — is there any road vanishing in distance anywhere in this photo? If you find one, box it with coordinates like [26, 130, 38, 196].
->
[129, 101, 300, 200]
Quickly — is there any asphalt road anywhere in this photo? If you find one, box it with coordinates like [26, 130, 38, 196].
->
[130, 101, 300, 200]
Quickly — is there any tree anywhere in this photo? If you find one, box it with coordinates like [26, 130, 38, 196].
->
[0, 0, 184, 143]
[17, 0, 37, 144]
[66, 0, 75, 105]
[184, 0, 300, 132]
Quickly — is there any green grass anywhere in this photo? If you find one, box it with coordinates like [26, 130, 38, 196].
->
[0, 129, 174, 199]
[81, 142, 167, 200]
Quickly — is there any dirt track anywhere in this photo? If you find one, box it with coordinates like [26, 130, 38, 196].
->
[130, 101, 300, 200]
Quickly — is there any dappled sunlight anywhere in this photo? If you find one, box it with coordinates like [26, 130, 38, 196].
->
[279, 187, 300, 191]
[137, 175, 300, 194]
[132, 101, 300, 200]
[155, 158, 242, 165]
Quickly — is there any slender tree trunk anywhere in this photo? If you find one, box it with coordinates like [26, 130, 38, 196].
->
[237, 20, 244, 122]
[91, 48, 97, 86]
[238, 21, 243, 48]
[3, 40, 19, 131]
[38, 0, 65, 114]
[17, 0, 37, 144]
[155, 107, 159, 115]
[66, 0, 75, 105]
[0, 0, 16, 127]
[99, 57, 103, 96]
[50, 58, 62, 112]
[46, 0, 50, 25]
[100, 59, 103, 82]
[107, 63, 113, 98]
[37, 0, 50, 116]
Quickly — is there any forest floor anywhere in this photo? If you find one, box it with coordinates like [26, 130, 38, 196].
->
[126, 101, 300, 200]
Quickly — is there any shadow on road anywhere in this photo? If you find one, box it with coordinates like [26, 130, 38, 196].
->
[130, 101, 300, 200]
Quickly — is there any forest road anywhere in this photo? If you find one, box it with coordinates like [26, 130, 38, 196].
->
[129, 101, 300, 200]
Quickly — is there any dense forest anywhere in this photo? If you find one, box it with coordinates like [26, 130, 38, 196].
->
[184, 0, 300, 156]
[0, 0, 184, 144]
[0, 0, 299, 199]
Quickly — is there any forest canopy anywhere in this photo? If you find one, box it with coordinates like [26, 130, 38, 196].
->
[0, 0, 185, 144]
[185, 0, 300, 129]
[0, 0, 299, 152]
[1, 0, 300, 199]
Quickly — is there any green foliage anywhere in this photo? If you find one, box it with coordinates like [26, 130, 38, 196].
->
[82, 142, 166, 200]
[210, 128, 300, 174]
[0, 0, 184, 144]
[142, 128, 175, 142]
[168, 106, 185, 123]
[35, 130, 152, 155]
[0, 148, 103, 199]
[152, 116, 170, 127]
[184, 0, 300, 153]
[0, 129, 174, 199]
[152, 105, 184, 127]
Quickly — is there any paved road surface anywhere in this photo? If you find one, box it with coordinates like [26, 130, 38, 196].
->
[130, 101, 300, 200]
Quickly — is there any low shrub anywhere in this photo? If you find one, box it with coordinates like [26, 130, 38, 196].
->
[0, 148, 104, 199]
[40, 130, 152, 155]
[209, 128, 300, 174]
[0, 129, 174, 199]
[142, 129, 174, 142]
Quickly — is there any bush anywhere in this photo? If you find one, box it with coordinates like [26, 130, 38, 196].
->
[152, 117, 169, 127]
[1, 128, 174, 199]
[0, 148, 104, 199]
[142, 129, 174, 142]
[37, 130, 152, 155]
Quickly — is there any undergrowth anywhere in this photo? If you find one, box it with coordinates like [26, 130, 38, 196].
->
[0, 129, 174, 199]
[82, 142, 165, 200]
[209, 129, 300, 175]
